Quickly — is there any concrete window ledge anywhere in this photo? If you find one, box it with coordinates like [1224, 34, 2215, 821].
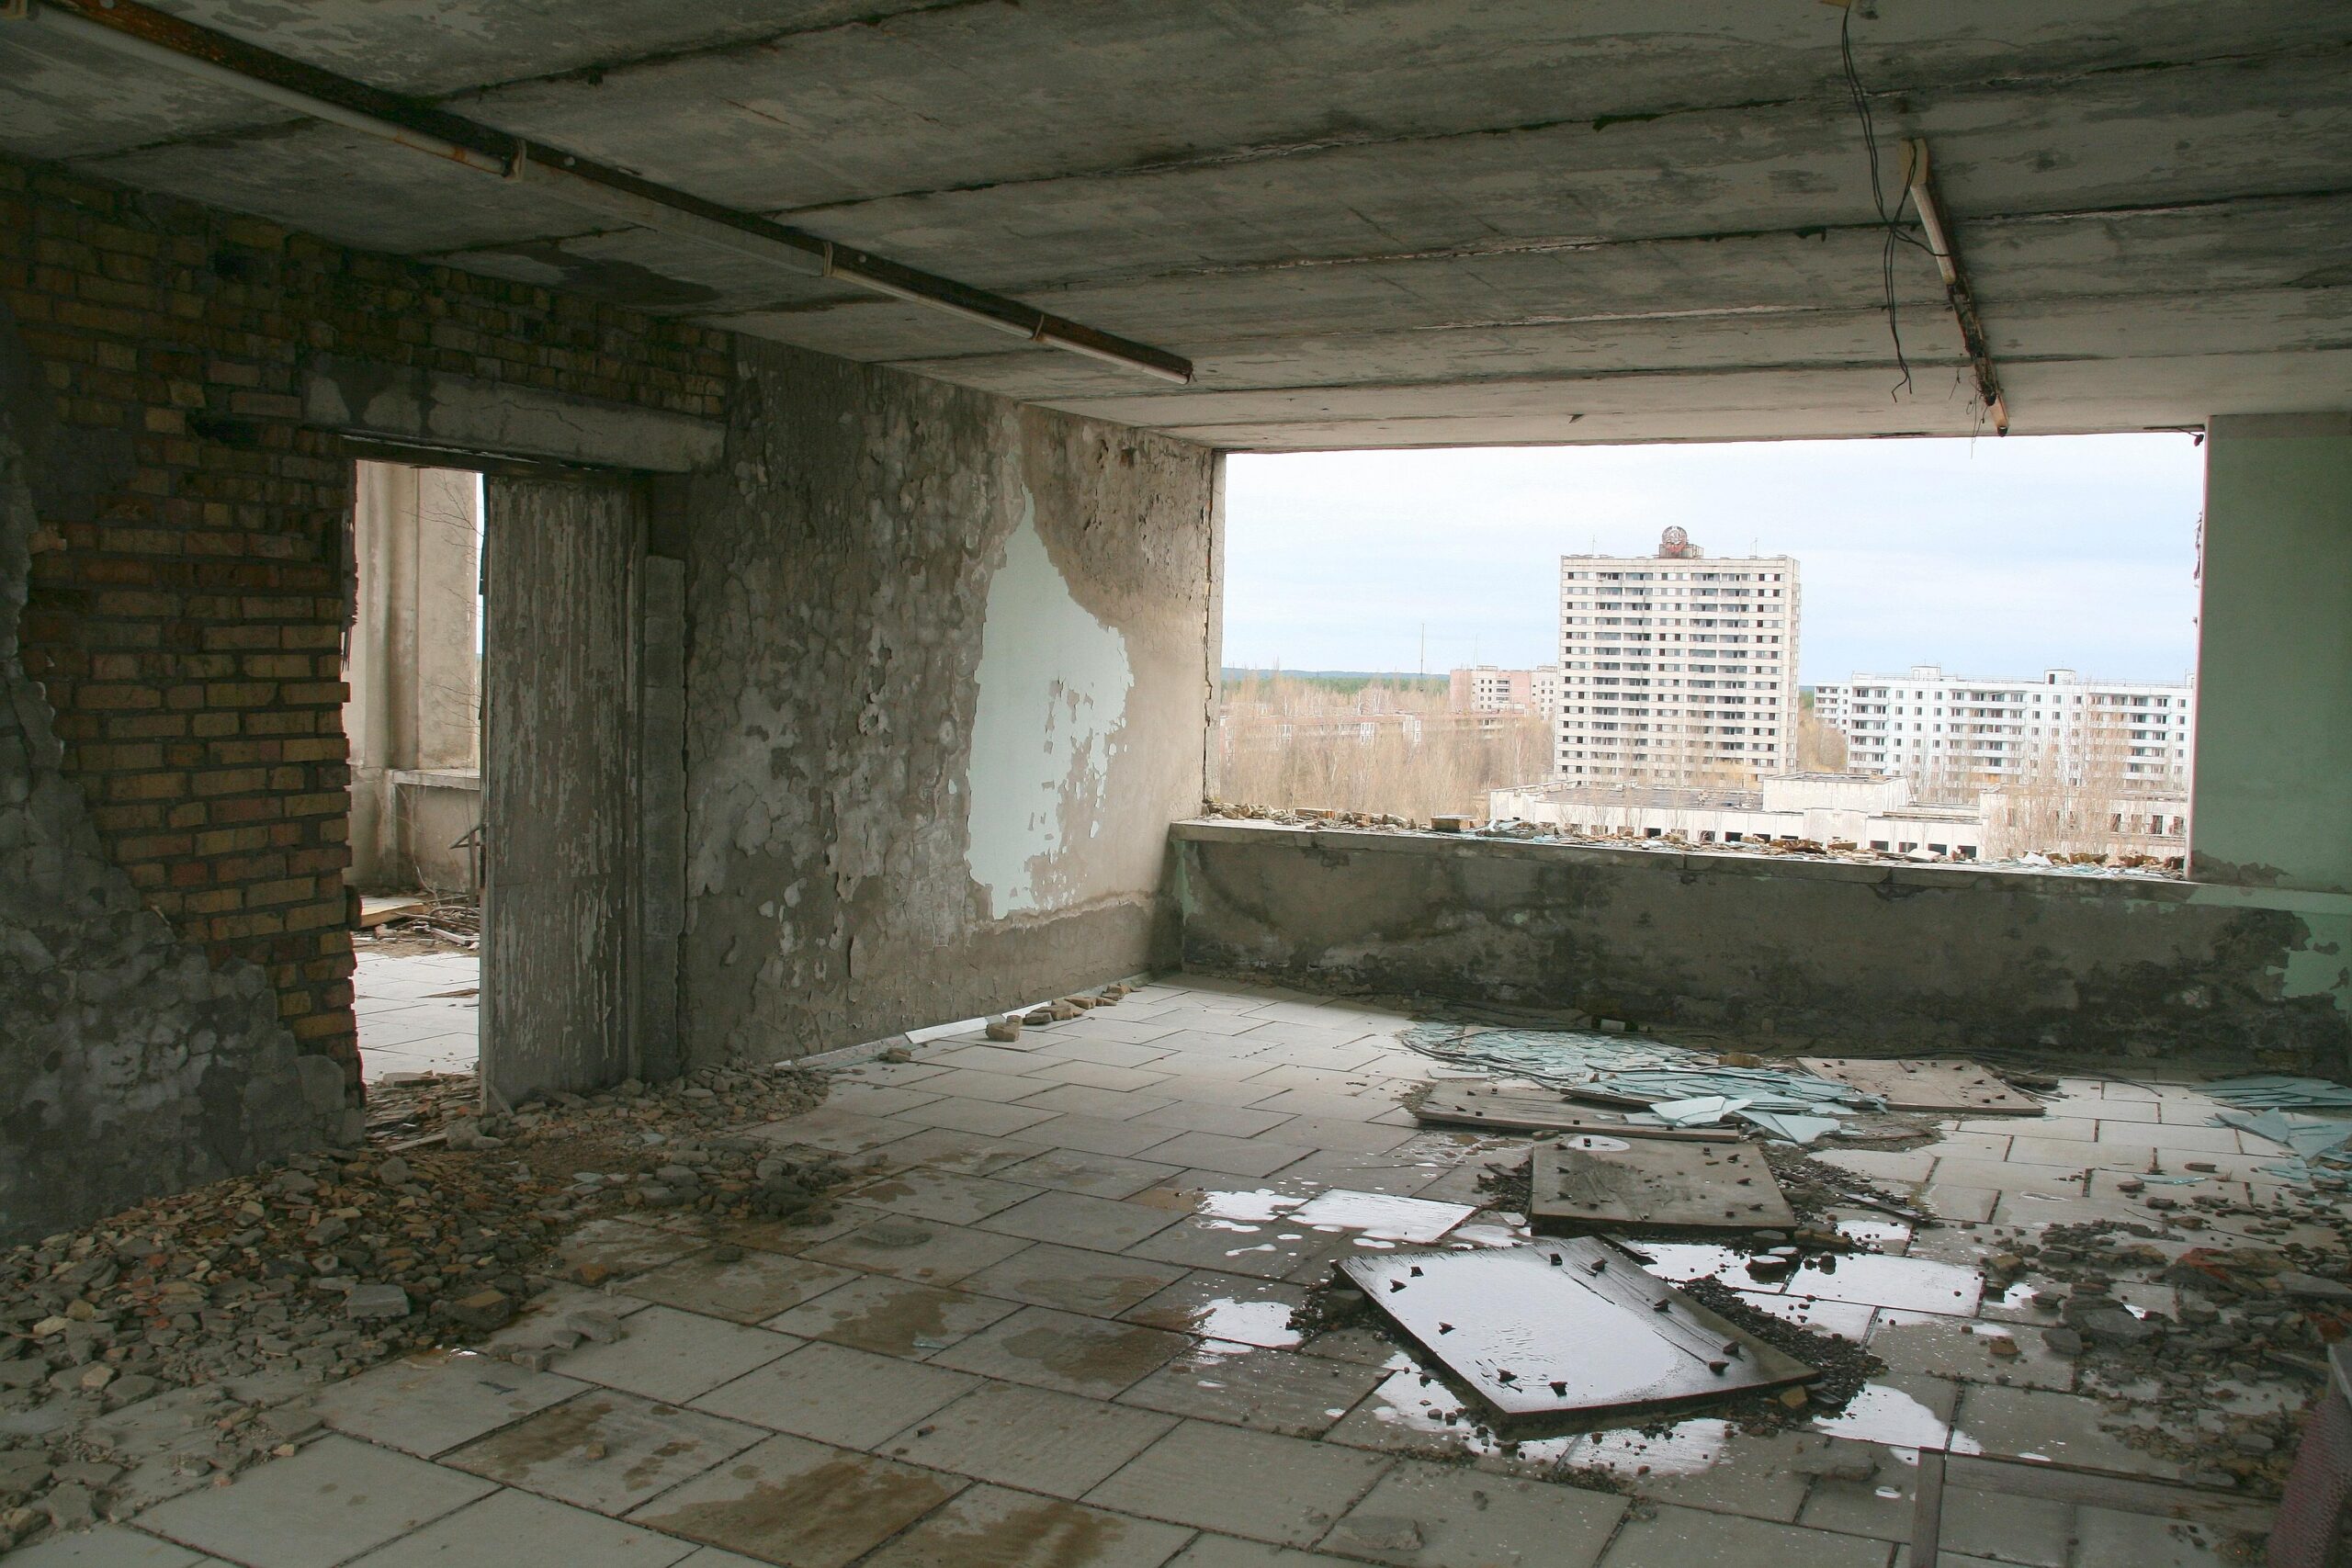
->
[388, 768, 482, 793]
[1168, 819, 2352, 1066]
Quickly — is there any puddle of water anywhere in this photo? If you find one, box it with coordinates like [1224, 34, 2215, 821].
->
[1448, 1224, 1528, 1248]
[1778, 1253, 1984, 1315]
[1351, 1363, 1582, 1465]
[1287, 1190, 1476, 1242]
[1626, 1243, 1777, 1292]
[1564, 1416, 1736, 1478]
[1196, 1190, 1305, 1223]
[1811, 1383, 1983, 1456]
[1833, 1217, 1914, 1250]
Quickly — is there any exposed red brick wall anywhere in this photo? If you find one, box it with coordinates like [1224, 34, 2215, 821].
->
[0, 155, 731, 1084]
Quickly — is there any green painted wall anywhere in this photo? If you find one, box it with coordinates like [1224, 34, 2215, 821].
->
[2195, 414, 2352, 895]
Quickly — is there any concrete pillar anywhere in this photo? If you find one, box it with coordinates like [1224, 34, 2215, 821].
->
[346, 462, 481, 893]
[2191, 413, 2352, 894]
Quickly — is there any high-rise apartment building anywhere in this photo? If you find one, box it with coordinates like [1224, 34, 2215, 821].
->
[1555, 528, 1800, 782]
[1815, 665, 2193, 789]
[1448, 664, 1562, 720]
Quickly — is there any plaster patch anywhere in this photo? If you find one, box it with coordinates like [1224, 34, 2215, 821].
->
[964, 495, 1131, 917]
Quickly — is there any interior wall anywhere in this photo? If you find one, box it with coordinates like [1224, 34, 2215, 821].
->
[2193, 413, 2352, 895]
[682, 341, 1220, 1065]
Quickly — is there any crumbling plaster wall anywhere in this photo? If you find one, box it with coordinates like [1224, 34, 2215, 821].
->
[1175, 823, 2352, 1070]
[0, 309, 347, 1246]
[684, 342, 1219, 1065]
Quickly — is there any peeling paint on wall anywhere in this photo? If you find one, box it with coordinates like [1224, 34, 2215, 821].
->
[965, 494, 1134, 918]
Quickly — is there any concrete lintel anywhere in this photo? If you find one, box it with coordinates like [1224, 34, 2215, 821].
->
[305, 355, 724, 472]
[1167, 818, 2325, 910]
[2207, 412, 2352, 440]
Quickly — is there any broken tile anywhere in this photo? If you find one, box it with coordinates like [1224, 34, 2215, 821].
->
[1317, 1458, 1626, 1568]
[1083, 1419, 1391, 1547]
[930, 1305, 1191, 1398]
[621, 1250, 860, 1324]
[338, 1487, 698, 1568]
[627, 1434, 966, 1568]
[1345, 1242, 1815, 1421]
[804, 1214, 1035, 1284]
[1117, 1342, 1387, 1436]
[692, 1340, 978, 1448]
[856, 1484, 1194, 1568]
[763, 1274, 1020, 1357]
[139, 1435, 496, 1568]
[980, 1190, 1185, 1250]
[877, 1380, 1177, 1497]
[551, 1304, 798, 1403]
[315, 1348, 588, 1457]
[443, 1389, 764, 1515]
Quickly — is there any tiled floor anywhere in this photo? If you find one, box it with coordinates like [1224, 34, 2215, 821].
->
[58, 975, 2323, 1568]
[356, 949, 481, 1080]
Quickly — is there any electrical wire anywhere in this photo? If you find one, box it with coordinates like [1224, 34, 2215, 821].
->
[1838, 6, 1937, 401]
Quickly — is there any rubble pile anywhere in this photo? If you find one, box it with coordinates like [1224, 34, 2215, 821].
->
[0, 1055, 832, 1553]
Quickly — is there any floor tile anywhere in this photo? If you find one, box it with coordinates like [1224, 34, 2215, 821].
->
[1593, 1503, 1892, 1568]
[0, 1525, 217, 1565]
[443, 1389, 764, 1514]
[913, 1067, 1063, 1104]
[804, 1214, 1034, 1284]
[341, 1487, 698, 1568]
[1022, 1059, 1176, 1092]
[551, 1304, 799, 1402]
[1019, 1115, 1196, 1157]
[549, 1219, 708, 1284]
[1019, 1085, 1182, 1122]
[865, 1128, 1048, 1177]
[626, 1434, 967, 1568]
[1560, 1421, 1826, 1522]
[763, 1275, 1021, 1357]
[1131, 1101, 1298, 1138]
[315, 1348, 588, 1457]
[621, 1251, 860, 1324]
[1161, 1536, 1357, 1568]
[1125, 1215, 1344, 1280]
[691, 1340, 978, 1448]
[1954, 1384, 2177, 1475]
[748, 1107, 923, 1156]
[1319, 1459, 1626, 1568]
[1120, 1271, 1308, 1347]
[820, 1083, 947, 1119]
[138, 1435, 495, 1568]
[848, 1168, 1046, 1224]
[1084, 1420, 1391, 1547]
[857, 1484, 1193, 1568]
[1131, 1132, 1316, 1179]
[1866, 1311, 2075, 1393]
[960, 1242, 1189, 1316]
[1118, 1342, 1386, 1436]
[2073, 1506, 2239, 1567]
[895, 1097, 1068, 1137]
[993, 1148, 1187, 1200]
[930, 1305, 1191, 1397]
[876, 1380, 1177, 1497]
[1800, 1474, 2071, 1564]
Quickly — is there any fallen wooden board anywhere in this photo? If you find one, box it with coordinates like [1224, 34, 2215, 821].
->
[1532, 1136, 1795, 1232]
[1340, 1239, 1815, 1423]
[1412, 1084, 1738, 1142]
[1799, 1057, 2043, 1115]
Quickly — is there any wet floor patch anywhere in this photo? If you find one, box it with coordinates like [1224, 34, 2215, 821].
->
[928, 1305, 1192, 1398]
[444, 1389, 766, 1513]
[763, 1274, 1021, 1357]
[627, 1432, 966, 1568]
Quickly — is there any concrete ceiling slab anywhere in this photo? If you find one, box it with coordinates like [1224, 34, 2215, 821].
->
[5, 0, 2348, 446]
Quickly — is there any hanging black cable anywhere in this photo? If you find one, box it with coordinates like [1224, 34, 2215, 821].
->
[1838, 6, 1937, 401]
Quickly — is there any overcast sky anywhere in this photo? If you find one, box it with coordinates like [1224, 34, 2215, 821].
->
[1222, 434, 2204, 687]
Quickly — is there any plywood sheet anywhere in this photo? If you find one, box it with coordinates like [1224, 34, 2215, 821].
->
[1798, 1058, 2043, 1115]
[1340, 1240, 1815, 1421]
[1531, 1137, 1794, 1232]
[1413, 1084, 1737, 1142]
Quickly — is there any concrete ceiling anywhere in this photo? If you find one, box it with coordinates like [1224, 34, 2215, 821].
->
[4, 1, 2347, 448]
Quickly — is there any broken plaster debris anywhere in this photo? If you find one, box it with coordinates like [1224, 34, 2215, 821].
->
[1340, 1240, 1816, 1423]
[0, 1058, 837, 1554]
[2204, 1077, 2352, 1112]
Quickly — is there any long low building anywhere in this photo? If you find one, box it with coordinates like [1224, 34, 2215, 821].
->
[1491, 773, 2188, 863]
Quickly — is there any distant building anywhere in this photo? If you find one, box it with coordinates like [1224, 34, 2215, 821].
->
[1447, 664, 1562, 721]
[1556, 529, 1799, 783]
[1489, 772, 2189, 863]
[1814, 665, 2193, 789]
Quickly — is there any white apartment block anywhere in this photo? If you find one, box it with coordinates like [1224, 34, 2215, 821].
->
[1815, 665, 2193, 788]
[1449, 664, 1563, 721]
[1556, 529, 1799, 783]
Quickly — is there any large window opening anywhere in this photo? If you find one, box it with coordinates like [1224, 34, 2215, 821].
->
[1215, 434, 2201, 872]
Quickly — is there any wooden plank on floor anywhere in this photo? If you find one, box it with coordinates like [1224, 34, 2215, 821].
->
[1413, 1084, 1738, 1142]
[1531, 1137, 1795, 1231]
[1798, 1057, 2044, 1115]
